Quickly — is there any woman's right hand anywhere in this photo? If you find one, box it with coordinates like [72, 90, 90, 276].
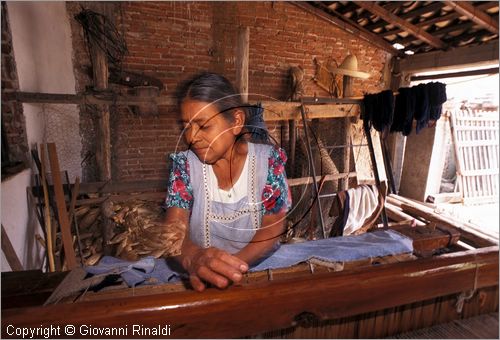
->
[182, 247, 249, 292]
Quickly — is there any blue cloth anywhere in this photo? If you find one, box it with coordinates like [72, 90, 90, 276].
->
[85, 256, 183, 287]
[86, 230, 413, 286]
[250, 229, 413, 272]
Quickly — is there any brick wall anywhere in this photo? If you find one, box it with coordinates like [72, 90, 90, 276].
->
[1, 2, 29, 170]
[67, 1, 390, 181]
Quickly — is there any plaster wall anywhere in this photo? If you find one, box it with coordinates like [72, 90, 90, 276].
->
[2, 2, 81, 271]
[7, 1, 82, 181]
[1, 169, 44, 271]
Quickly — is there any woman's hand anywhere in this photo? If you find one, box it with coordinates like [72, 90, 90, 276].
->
[183, 247, 249, 292]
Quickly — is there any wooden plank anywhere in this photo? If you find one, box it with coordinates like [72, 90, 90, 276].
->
[47, 143, 77, 270]
[262, 101, 359, 121]
[76, 192, 166, 206]
[455, 125, 499, 131]
[388, 194, 498, 247]
[2, 247, 497, 338]
[4, 91, 176, 106]
[399, 203, 497, 248]
[445, 1, 499, 34]
[356, 1, 447, 49]
[235, 26, 249, 102]
[385, 202, 426, 226]
[457, 140, 499, 147]
[1, 225, 23, 271]
[455, 115, 500, 122]
[288, 172, 357, 187]
[410, 67, 499, 82]
[397, 40, 499, 73]
[78, 179, 167, 195]
[462, 168, 499, 177]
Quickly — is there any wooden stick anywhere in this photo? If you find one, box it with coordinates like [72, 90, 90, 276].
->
[1, 225, 23, 271]
[385, 202, 426, 226]
[399, 202, 497, 247]
[47, 143, 77, 269]
[67, 177, 80, 225]
[40, 144, 55, 272]
[68, 177, 84, 265]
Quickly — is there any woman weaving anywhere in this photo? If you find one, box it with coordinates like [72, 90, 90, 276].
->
[164, 72, 291, 292]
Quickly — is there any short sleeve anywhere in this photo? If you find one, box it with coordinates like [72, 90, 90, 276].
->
[261, 146, 292, 215]
[165, 153, 194, 210]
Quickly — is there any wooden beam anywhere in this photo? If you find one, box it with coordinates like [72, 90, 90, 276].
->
[356, 1, 447, 50]
[235, 27, 249, 102]
[382, 2, 496, 37]
[393, 21, 475, 46]
[1, 225, 23, 271]
[319, 0, 391, 55]
[4, 92, 360, 122]
[445, 1, 499, 34]
[288, 172, 357, 187]
[365, 2, 444, 31]
[89, 4, 112, 181]
[262, 101, 359, 121]
[2, 91, 176, 106]
[397, 40, 499, 73]
[47, 143, 77, 270]
[2, 247, 497, 337]
[411, 67, 499, 81]
[291, 2, 398, 55]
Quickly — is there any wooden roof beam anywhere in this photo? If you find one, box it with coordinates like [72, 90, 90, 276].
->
[382, 2, 498, 37]
[393, 21, 475, 46]
[397, 40, 499, 73]
[292, 2, 398, 55]
[365, 2, 444, 31]
[356, 1, 448, 50]
[445, 1, 499, 34]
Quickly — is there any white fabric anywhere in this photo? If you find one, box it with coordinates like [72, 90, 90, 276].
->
[207, 153, 249, 204]
[344, 185, 379, 235]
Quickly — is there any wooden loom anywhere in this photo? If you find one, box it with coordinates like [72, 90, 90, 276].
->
[3, 100, 498, 338]
[2, 183, 498, 338]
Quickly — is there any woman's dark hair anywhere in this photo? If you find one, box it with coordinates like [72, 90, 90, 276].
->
[176, 72, 269, 143]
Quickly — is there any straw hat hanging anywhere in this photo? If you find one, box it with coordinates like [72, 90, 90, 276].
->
[328, 53, 370, 79]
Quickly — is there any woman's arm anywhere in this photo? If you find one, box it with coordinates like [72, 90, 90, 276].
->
[235, 211, 286, 265]
[166, 207, 248, 292]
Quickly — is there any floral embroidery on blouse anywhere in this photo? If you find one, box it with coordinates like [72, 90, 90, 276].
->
[262, 146, 292, 215]
[165, 146, 291, 215]
[165, 153, 193, 210]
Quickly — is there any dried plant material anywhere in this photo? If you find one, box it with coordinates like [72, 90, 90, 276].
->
[84, 253, 102, 266]
[76, 199, 188, 266]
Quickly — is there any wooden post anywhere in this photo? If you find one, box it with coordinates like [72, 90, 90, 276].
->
[89, 4, 112, 181]
[236, 26, 250, 102]
[1, 225, 23, 271]
[47, 143, 77, 270]
[341, 75, 353, 190]
[289, 119, 296, 177]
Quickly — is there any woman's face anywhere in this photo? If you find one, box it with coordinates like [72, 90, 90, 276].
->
[180, 99, 244, 164]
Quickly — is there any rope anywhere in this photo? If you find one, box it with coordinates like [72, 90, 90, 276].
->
[455, 261, 479, 313]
